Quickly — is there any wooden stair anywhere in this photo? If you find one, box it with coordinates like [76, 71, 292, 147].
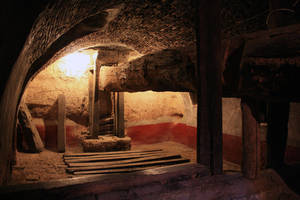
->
[64, 149, 190, 175]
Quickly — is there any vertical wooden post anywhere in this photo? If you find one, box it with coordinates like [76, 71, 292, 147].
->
[88, 69, 94, 136]
[267, 102, 289, 169]
[195, 0, 223, 174]
[57, 94, 66, 152]
[114, 92, 124, 138]
[113, 92, 117, 136]
[92, 63, 100, 138]
[241, 98, 261, 179]
[117, 92, 125, 137]
[266, 0, 290, 170]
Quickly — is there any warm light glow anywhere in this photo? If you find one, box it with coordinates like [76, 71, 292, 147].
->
[57, 51, 98, 78]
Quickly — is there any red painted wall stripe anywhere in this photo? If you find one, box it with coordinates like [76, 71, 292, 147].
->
[127, 123, 300, 165]
[35, 122, 300, 164]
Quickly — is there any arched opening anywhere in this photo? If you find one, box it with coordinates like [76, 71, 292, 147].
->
[10, 45, 201, 183]
[0, 0, 205, 185]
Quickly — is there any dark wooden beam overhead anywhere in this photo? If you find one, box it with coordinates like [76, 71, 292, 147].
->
[195, 0, 223, 174]
[222, 24, 300, 102]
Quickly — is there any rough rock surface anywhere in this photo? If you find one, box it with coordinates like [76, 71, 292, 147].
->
[99, 49, 196, 92]
[24, 53, 91, 126]
[124, 91, 188, 126]
[9, 150, 69, 184]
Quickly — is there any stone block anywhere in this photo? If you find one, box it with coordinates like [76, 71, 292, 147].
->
[82, 135, 131, 152]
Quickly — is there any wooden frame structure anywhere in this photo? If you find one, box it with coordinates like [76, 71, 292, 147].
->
[88, 54, 125, 138]
[84, 0, 296, 179]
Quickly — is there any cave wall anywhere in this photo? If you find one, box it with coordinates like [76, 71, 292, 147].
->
[23, 47, 197, 150]
[125, 92, 197, 147]
[23, 54, 92, 127]
[22, 52, 93, 149]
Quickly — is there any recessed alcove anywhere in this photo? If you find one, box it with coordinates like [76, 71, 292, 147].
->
[11, 47, 203, 184]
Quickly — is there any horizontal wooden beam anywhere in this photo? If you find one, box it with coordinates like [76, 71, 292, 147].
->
[67, 154, 181, 167]
[223, 23, 300, 101]
[68, 158, 190, 174]
[64, 149, 162, 157]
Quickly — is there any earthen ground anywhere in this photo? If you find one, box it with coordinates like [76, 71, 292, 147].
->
[9, 141, 240, 185]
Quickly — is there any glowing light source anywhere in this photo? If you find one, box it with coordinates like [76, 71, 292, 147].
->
[57, 51, 98, 78]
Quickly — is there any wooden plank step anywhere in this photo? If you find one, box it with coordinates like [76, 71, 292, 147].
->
[64, 152, 169, 164]
[68, 158, 190, 173]
[67, 154, 181, 167]
[64, 151, 166, 161]
[73, 165, 156, 175]
[63, 149, 163, 158]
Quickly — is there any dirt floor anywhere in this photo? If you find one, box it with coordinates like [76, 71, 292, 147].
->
[9, 141, 240, 185]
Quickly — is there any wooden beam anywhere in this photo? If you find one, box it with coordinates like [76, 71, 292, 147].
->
[18, 102, 44, 152]
[64, 151, 165, 161]
[64, 149, 163, 157]
[67, 158, 190, 174]
[195, 0, 223, 174]
[64, 153, 167, 163]
[116, 92, 124, 137]
[266, 102, 289, 169]
[222, 24, 300, 101]
[241, 98, 261, 179]
[268, 0, 292, 29]
[57, 94, 66, 153]
[265, 1, 290, 170]
[67, 154, 181, 167]
[92, 62, 101, 138]
[88, 69, 94, 136]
